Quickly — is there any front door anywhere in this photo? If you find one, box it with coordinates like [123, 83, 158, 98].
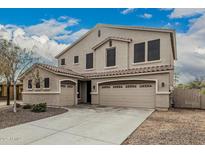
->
[86, 81, 91, 103]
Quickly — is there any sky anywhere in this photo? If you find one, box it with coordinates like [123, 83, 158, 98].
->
[0, 8, 205, 83]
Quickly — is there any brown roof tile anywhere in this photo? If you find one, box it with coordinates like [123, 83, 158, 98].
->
[35, 63, 83, 77]
[84, 65, 174, 78]
[22, 63, 173, 79]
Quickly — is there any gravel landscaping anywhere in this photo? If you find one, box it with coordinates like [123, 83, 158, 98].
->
[123, 108, 205, 145]
[0, 106, 67, 129]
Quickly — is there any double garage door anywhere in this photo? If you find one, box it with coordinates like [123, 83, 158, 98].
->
[99, 81, 155, 108]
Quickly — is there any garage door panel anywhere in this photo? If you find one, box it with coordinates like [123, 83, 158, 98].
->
[99, 82, 155, 108]
[60, 82, 75, 106]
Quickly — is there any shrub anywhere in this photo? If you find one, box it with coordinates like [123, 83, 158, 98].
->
[31, 103, 47, 112]
[16, 103, 21, 108]
[23, 104, 32, 109]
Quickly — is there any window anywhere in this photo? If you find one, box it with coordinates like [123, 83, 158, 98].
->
[61, 58, 65, 65]
[44, 78, 49, 88]
[74, 56, 79, 64]
[86, 53, 93, 69]
[106, 47, 116, 67]
[148, 39, 160, 61]
[109, 40, 112, 47]
[98, 30, 101, 37]
[28, 80, 32, 89]
[36, 79, 40, 89]
[134, 42, 145, 63]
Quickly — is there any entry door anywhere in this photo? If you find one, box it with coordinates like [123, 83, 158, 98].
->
[87, 81, 91, 103]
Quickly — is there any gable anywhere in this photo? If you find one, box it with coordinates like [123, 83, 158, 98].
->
[55, 24, 177, 60]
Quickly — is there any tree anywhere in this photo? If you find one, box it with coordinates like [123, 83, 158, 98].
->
[0, 39, 38, 112]
[0, 40, 12, 105]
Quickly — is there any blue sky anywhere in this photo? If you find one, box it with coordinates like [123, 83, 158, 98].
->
[0, 8, 193, 34]
[1, 8, 205, 83]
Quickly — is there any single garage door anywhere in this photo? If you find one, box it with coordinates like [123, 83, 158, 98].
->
[60, 80, 75, 106]
[99, 81, 155, 108]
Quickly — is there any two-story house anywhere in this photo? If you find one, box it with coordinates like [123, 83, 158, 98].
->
[20, 24, 177, 110]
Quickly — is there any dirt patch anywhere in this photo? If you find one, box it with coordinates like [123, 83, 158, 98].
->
[0, 106, 67, 129]
[123, 108, 205, 145]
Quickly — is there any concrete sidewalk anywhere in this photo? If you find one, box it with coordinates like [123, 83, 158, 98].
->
[0, 106, 153, 145]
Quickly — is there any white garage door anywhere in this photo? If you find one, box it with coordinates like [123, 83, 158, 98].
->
[60, 81, 75, 106]
[99, 81, 155, 108]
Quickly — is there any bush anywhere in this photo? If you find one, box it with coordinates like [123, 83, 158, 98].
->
[23, 104, 32, 109]
[31, 103, 47, 112]
[16, 103, 21, 108]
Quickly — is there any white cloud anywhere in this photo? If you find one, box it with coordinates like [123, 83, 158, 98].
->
[121, 8, 135, 15]
[139, 13, 152, 19]
[175, 12, 205, 83]
[25, 17, 79, 41]
[169, 8, 205, 18]
[0, 17, 89, 63]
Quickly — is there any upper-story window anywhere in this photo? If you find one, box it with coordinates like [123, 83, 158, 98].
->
[134, 42, 145, 63]
[36, 79, 40, 89]
[44, 78, 50, 88]
[86, 53, 93, 69]
[106, 47, 116, 67]
[98, 30, 101, 37]
[148, 39, 160, 61]
[28, 79, 32, 89]
[74, 56, 79, 64]
[61, 58, 65, 65]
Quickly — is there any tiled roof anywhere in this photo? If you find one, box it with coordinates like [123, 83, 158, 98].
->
[21, 63, 173, 79]
[34, 63, 84, 77]
[92, 36, 132, 50]
[84, 65, 174, 78]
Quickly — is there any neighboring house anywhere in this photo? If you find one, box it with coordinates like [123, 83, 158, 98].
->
[0, 81, 23, 101]
[20, 24, 177, 110]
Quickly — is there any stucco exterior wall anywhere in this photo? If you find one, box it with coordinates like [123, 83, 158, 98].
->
[23, 93, 60, 106]
[22, 67, 78, 106]
[57, 26, 174, 73]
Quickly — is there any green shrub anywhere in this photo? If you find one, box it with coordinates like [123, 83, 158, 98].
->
[23, 104, 32, 109]
[31, 103, 47, 112]
[16, 103, 21, 108]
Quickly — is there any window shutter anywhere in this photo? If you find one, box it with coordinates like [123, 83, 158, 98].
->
[28, 80, 32, 89]
[86, 53, 93, 69]
[61, 58, 65, 65]
[148, 39, 160, 61]
[134, 42, 145, 63]
[106, 48, 116, 67]
[74, 56, 79, 64]
[36, 79, 40, 88]
[44, 78, 49, 88]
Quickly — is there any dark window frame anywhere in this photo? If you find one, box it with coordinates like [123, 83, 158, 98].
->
[35, 79, 40, 89]
[86, 53, 93, 69]
[134, 42, 145, 63]
[148, 39, 160, 61]
[28, 79, 32, 89]
[44, 78, 50, 88]
[61, 58, 65, 65]
[106, 47, 116, 67]
[74, 56, 79, 64]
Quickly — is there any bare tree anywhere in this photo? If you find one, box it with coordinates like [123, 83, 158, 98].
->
[0, 39, 38, 112]
[0, 40, 12, 105]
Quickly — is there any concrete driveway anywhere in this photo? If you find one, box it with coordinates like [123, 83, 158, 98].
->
[0, 106, 153, 145]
